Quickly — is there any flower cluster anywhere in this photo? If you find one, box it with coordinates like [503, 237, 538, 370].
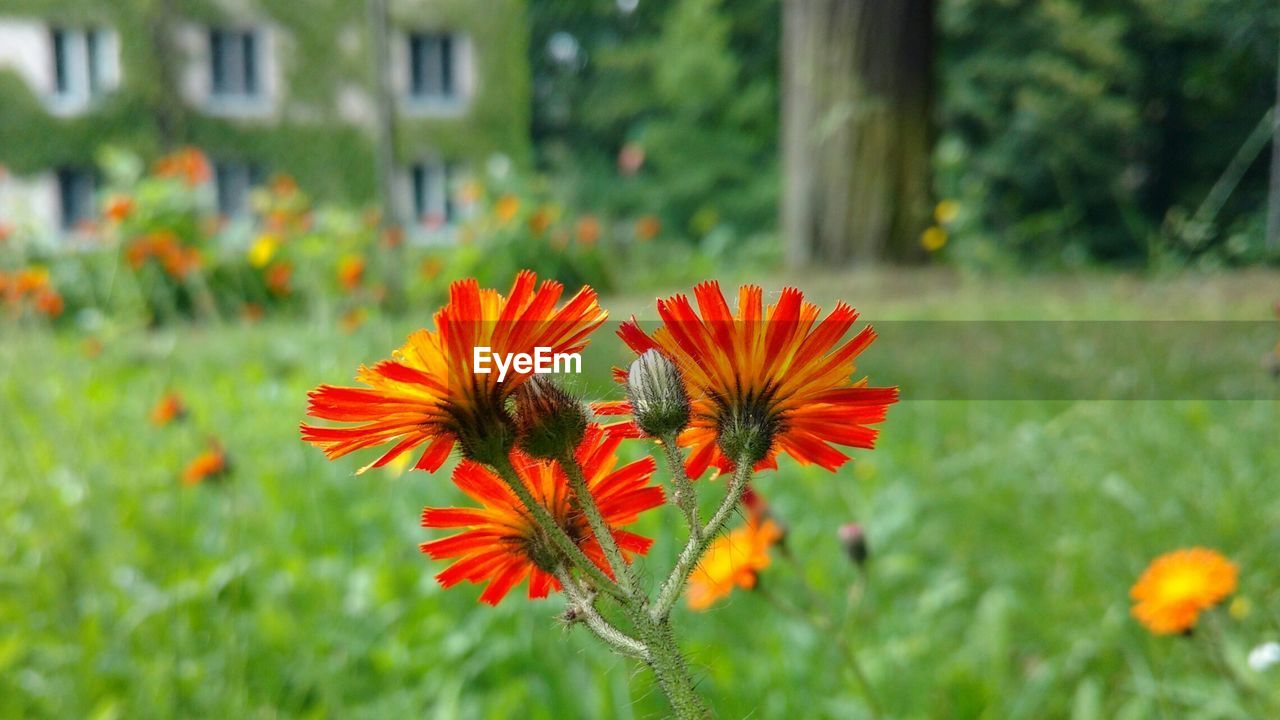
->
[0, 266, 64, 320]
[298, 269, 901, 717]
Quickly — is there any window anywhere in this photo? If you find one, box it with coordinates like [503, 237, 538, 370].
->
[213, 160, 264, 217]
[209, 29, 261, 100]
[407, 32, 458, 101]
[50, 27, 117, 107]
[56, 167, 96, 230]
[409, 160, 460, 227]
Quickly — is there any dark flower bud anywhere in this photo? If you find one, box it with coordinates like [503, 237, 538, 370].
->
[456, 408, 518, 468]
[838, 523, 869, 567]
[512, 376, 588, 459]
[716, 404, 775, 468]
[626, 350, 690, 437]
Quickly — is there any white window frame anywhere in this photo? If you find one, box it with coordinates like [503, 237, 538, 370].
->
[204, 26, 272, 116]
[48, 26, 120, 115]
[398, 31, 473, 116]
[405, 159, 469, 238]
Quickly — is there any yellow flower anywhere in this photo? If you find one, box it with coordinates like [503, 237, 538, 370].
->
[921, 226, 948, 252]
[934, 199, 960, 225]
[686, 516, 783, 610]
[1130, 548, 1237, 635]
[494, 195, 520, 225]
[248, 234, 279, 268]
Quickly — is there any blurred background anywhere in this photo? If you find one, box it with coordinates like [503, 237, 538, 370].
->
[2, 0, 1280, 718]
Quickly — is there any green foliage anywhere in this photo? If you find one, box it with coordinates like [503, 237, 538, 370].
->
[938, 0, 1280, 266]
[529, 0, 779, 245]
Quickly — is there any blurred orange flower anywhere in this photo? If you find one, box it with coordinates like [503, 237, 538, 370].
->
[635, 215, 661, 242]
[528, 207, 553, 236]
[420, 256, 444, 280]
[242, 302, 265, 323]
[1131, 548, 1238, 635]
[183, 442, 229, 486]
[103, 194, 135, 223]
[686, 513, 783, 610]
[150, 392, 187, 426]
[339, 307, 366, 334]
[154, 147, 212, 187]
[494, 194, 520, 225]
[337, 255, 365, 292]
[265, 261, 293, 296]
[270, 173, 298, 196]
[575, 216, 601, 247]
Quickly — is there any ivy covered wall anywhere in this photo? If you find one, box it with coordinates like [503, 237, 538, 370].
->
[0, 0, 530, 204]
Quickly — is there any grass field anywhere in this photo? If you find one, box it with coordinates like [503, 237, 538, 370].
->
[3, 269, 1279, 719]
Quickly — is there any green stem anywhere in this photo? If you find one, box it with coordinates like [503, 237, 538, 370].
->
[660, 433, 700, 540]
[557, 449, 635, 594]
[553, 566, 647, 658]
[760, 584, 884, 720]
[635, 615, 710, 719]
[651, 456, 753, 620]
[489, 453, 628, 603]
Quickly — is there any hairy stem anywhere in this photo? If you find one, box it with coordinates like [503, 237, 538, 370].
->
[652, 456, 754, 620]
[635, 614, 711, 719]
[554, 566, 647, 658]
[660, 433, 700, 541]
[489, 454, 628, 602]
[557, 450, 636, 594]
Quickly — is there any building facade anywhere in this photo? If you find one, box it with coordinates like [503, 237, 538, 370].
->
[0, 0, 530, 240]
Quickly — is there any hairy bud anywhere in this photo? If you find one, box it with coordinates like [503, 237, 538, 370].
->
[838, 523, 869, 567]
[626, 350, 690, 437]
[512, 376, 588, 459]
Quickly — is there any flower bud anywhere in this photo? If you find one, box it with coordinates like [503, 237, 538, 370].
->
[838, 523, 869, 567]
[512, 376, 587, 459]
[716, 405, 775, 467]
[626, 350, 690, 437]
[456, 404, 518, 467]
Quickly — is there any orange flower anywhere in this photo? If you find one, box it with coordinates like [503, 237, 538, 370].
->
[575, 216, 601, 247]
[270, 173, 298, 196]
[337, 255, 365, 291]
[528, 206, 553, 236]
[32, 288, 63, 319]
[1131, 548, 1238, 635]
[600, 282, 897, 478]
[265, 261, 293, 296]
[494, 194, 520, 224]
[635, 215, 661, 242]
[420, 425, 663, 605]
[686, 512, 783, 610]
[150, 392, 187, 426]
[301, 270, 607, 474]
[420, 257, 444, 281]
[154, 147, 212, 187]
[242, 302, 266, 323]
[103, 194, 135, 223]
[183, 443, 228, 486]
[338, 307, 366, 333]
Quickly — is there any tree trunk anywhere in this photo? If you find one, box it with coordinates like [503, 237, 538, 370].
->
[782, 0, 934, 268]
[1266, 42, 1280, 251]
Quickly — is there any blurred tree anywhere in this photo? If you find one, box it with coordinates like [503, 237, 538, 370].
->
[527, 0, 779, 240]
[781, 0, 935, 267]
[938, 0, 1279, 265]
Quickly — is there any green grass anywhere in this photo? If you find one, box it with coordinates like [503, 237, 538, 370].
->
[2, 269, 1279, 719]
